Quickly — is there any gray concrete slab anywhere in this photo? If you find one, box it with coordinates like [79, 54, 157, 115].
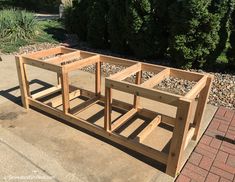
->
[0, 54, 217, 182]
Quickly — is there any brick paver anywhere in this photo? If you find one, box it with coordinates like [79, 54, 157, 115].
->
[176, 107, 235, 182]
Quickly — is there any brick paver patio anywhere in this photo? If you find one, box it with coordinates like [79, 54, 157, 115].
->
[176, 106, 235, 182]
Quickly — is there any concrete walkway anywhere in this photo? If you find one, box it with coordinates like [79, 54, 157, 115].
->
[176, 107, 235, 182]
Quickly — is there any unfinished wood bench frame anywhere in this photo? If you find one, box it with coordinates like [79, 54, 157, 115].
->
[15, 46, 213, 177]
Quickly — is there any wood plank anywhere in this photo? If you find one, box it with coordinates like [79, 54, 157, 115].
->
[141, 68, 170, 88]
[184, 75, 207, 99]
[134, 115, 161, 143]
[46, 89, 81, 107]
[70, 96, 99, 115]
[22, 56, 62, 73]
[95, 61, 101, 96]
[26, 47, 62, 59]
[46, 51, 81, 64]
[112, 108, 137, 131]
[65, 55, 100, 72]
[15, 56, 29, 109]
[61, 46, 77, 54]
[133, 70, 142, 109]
[61, 71, 70, 114]
[106, 78, 180, 106]
[193, 75, 213, 140]
[170, 69, 203, 82]
[109, 63, 142, 80]
[31, 85, 62, 99]
[28, 98, 168, 165]
[184, 127, 195, 150]
[166, 98, 193, 177]
[104, 87, 112, 132]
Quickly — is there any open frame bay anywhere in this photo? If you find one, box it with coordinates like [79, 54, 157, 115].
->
[15, 46, 213, 177]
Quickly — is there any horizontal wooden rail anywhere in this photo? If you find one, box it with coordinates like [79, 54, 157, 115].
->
[184, 76, 207, 99]
[46, 51, 81, 65]
[134, 115, 161, 142]
[106, 78, 180, 106]
[109, 63, 142, 81]
[141, 68, 170, 88]
[31, 85, 62, 99]
[64, 55, 100, 72]
[22, 56, 62, 73]
[26, 47, 62, 59]
[112, 108, 138, 131]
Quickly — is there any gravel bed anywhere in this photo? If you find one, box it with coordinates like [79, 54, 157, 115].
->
[13, 43, 235, 109]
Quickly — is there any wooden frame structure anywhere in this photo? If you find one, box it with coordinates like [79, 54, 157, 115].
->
[15, 46, 213, 177]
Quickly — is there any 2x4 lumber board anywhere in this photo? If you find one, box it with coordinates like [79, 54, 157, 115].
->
[61, 71, 70, 114]
[133, 70, 142, 109]
[31, 85, 62, 100]
[22, 56, 62, 73]
[28, 98, 168, 165]
[80, 51, 97, 58]
[64, 55, 100, 72]
[184, 75, 208, 99]
[61, 47, 77, 54]
[46, 51, 81, 64]
[106, 78, 180, 106]
[134, 115, 161, 143]
[170, 69, 204, 82]
[95, 61, 101, 96]
[70, 96, 99, 115]
[100, 55, 136, 67]
[46, 89, 81, 107]
[141, 63, 167, 73]
[141, 68, 170, 88]
[112, 108, 138, 131]
[26, 47, 62, 59]
[109, 63, 142, 81]
[184, 127, 195, 150]
[166, 98, 193, 177]
[104, 87, 112, 131]
[193, 75, 213, 140]
[15, 56, 29, 109]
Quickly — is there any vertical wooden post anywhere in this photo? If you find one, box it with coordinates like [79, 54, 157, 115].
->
[95, 61, 101, 96]
[104, 87, 112, 131]
[133, 71, 142, 109]
[166, 98, 192, 177]
[193, 75, 213, 140]
[15, 56, 29, 109]
[61, 69, 70, 114]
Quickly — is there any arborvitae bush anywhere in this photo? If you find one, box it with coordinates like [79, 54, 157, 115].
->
[207, 0, 234, 66]
[169, 0, 221, 68]
[125, 0, 159, 58]
[227, 9, 235, 66]
[108, 0, 127, 53]
[87, 0, 109, 48]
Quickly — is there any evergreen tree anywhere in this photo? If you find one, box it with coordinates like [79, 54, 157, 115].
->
[169, 0, 221, 68]
[206, 0, 234, 67]
[227, 8, 235, 66]
[125, 0, 159, 58]
[87, 0, 109, 48]
[108, 0, 127, 53]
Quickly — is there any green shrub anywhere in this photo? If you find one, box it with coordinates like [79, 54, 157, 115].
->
[125, 0, 159, 58]
[206, 0, 234, 67]
[0, 9, 38, 43]
[169, 0, 221, 68]
[108, 0, 127, 52]
[87, 0, 109, 48]
[227, 8, 235, 66]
